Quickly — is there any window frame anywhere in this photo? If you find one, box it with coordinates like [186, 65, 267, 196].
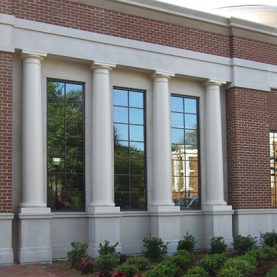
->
[46, 78, 86, 212]
[170, 94, 201, 210]
[270, 130, 277, 208]
[113, 86, 147, 211]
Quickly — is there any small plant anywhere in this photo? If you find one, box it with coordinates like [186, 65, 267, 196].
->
[143, 237, 167, 262]
[260, 246, 277, 260]
[260, 231, 277, 247]
[79, 257, 94, 274]
[210, 236, 227, 254]
[233, 235, 256, 255]
[217, 267, 243, 277]
[183, 266, 208, 277]
[97, 253, 119, 271]
[67, 241, 88, 268]
[219, 256, 256, 276]
[199, 253, 226, 276]
[177, 232, 197, 254]
[114, 263, 139, 277]
[99, 240, 120, 257]
[169, 252, 191, 270]
[125, 256, 150, 271]
[144, 260, 181, 277]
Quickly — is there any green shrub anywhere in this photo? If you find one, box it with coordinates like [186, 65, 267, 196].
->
[246, 249, 264, 262]
[169, 253, 191, 270]
[174, 249, 191, 257]
[144, 261, 181, 277]
[177, 233, 197, 254]
[99, 240, 120, 257]
[210, 236, 227, 254]
[199, 254, 226, 276]
[67, 241, 88, 268]
[261, 246, 277, 260]
[260, 231, 277, 247]
[217, 267, 243, 277]
[143, 237, 167, 262]
[221, 256, 256, 276]
[233, 235, 256, 255]
[96, 253, 119, 271]
[125, 256, 150, 271]
[241, 253, 258, 266]
[114, 263, 139, 277]
[182, 266, 208, 277]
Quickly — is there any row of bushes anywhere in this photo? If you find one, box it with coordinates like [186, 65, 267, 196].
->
[66, 230, 277, 276]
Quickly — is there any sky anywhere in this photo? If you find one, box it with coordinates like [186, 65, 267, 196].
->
[154, 0, 277, 12]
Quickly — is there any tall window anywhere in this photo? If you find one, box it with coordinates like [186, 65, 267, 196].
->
[113, 88, 146, 210]
[47, 80, 85, 211]
[171, 95, 200, 209]
[270, 131, 277, 207]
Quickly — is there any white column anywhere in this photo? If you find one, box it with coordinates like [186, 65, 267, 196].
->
[89, 62, 116, 209]
[88, 62, 121, 257]
[205, 81, 226, 206]
[18, 51, 52, 264]
[152, 72, 176, 210]
[21, 51, 47, 208]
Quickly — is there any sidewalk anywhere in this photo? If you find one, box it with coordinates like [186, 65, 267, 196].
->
[0, 262, 85, 277]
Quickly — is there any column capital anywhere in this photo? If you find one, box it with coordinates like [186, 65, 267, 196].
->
[91, 61, 116, 71]
[205, 80, 226, 88]
[21, 50, 47, 61]
[153, 71, 175, 80]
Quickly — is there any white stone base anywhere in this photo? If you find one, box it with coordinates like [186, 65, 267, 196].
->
[150, 206, 181, 254]
[203, 205, 233, 249]
[18, 208, 52, 264]
[87, 206, 122, 258]
[0, 213, 14, 265]
[233, 209, 277, 239]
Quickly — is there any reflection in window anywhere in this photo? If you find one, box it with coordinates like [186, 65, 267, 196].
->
[113, 88, 146, 210]
[171, 95, 200, 209]
[270, 132, 277, 207]
[47, 80, 84, 211]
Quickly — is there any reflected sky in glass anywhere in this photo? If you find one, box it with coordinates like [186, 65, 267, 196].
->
[171, 96, 183, 112]
[130, 108, 144, 125]
[130, 91, 143, 108]
[185, 114, 197, 129]
[171, 112, 184, 128]
[114, 107, 128, 123]
[185, 98, 197, 114]
[113, 89, 128, 106]
[172, 128, 184, 144]
[114, 124, 129, 141]
[130, 125, 144, 142]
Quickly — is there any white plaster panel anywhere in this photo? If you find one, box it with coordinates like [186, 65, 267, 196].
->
[120, 215, 150, 254]
[180, 212, 205, 248]
[51, 216, 88, 259]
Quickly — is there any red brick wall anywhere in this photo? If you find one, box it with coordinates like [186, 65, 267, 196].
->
[226, 87, 272, 209]
[231, 36, 277, 66]
[0, 51, 13, 213]
[0, 0, 12, 14]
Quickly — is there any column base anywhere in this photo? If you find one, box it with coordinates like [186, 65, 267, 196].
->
[150, 205, 181, 254]
[87, 206, 121, 258]
[0, 213, 14, 265]
[18, 207, 52, 264]
[203, 204, 233, 249]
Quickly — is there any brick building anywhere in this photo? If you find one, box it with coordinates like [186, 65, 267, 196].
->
[0, 0, 277, 264]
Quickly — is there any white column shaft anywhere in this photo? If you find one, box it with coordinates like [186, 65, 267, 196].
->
[205, 82, 226, 205]
[21, 55, 45, 207]
[91, 65, 114, 207]
[152, 74, 174, 207]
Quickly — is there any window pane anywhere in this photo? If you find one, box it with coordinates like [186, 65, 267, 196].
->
[130, 108, 144, 125]
[129, 91, 143, 108]
[172, 128, 184, 144]
[269, 131, 277, 207]
[171, 96, 183, 112]
[185, 114, 197, 129]
[114, 124, 129, 141]
[171, 95, 199, 209]
[130, 125, 144, 142]
[171, 112, 184, 128]
[114, 89, 128, 106]
[113, 88, 146, 210]
[185, 98, 197, 114]
[47, 80, 84, 211]
[114, 106, 128, 123]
